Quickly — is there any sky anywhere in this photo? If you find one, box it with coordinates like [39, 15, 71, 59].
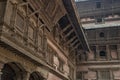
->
[75, 0, 88, 2]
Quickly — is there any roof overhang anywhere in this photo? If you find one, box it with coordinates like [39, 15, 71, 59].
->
[62, 0, 90, 52]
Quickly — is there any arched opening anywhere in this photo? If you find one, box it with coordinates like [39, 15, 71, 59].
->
[29, 72, 45, 80]
[1, 62, 25, 80]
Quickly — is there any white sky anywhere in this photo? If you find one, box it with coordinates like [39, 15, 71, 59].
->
[75, 0, 88, 2]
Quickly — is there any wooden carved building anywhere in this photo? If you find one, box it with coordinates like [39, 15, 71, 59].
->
[0, 0, 89, 80]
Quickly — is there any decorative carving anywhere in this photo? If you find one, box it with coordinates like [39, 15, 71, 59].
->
[23, 71, 30, 80]
[16, 12, 25, 32]
[45, 0, 56, 18]
[0, 62, 4, 80]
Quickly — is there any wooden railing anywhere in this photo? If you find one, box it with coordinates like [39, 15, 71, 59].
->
[88, 37, 120, 44]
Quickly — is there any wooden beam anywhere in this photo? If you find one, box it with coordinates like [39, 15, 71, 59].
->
[18, 2, 29, 6]
[66, 36, 77, 45]
[71, 39, 78, 46]
[64, 29, 74, 38]
[60, 24, 71, 34]
[70, 43, 80, 52]
[28, 8, 41, 17]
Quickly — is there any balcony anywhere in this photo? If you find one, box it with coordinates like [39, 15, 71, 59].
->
[88, 37, 120, 44]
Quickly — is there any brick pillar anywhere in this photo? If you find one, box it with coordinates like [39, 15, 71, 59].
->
[106, 45, 111, 60]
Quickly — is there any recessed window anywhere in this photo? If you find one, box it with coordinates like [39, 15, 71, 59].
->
[96, 2, 101, 8]
[100, 51, 106, 57]
[99, 32, 104, 37]
[98, 71, 110, 80]
[97, 18, 102, 23]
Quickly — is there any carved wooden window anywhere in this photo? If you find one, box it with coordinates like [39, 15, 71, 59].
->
[49, 48, 53, 65]
[38, 26, 43, 48]
[87, 30, 96, 39]
[109, 28, 118, 38]
[53, 26, 59, 42]
[96, 18, 104, 24]
[78, 53, 86, 61]
[76, 71, 87, 80]
[45, 0, 55, 17]
[98, 71, 110, 80]
[76, 72, 82, 80]
[46, 46, 54, 65]
[91, 46, 96, 59]
[78, 54, 82, 61]
[49, 52, 54, 65]
[16, 12, 24, 31]
[58, 58, 64, 72]
[99, 32, 104, 37]
[38, 35, 42, 48]
[69, 66, 74, 80]
[96, 2, 101, 8]
[110, 45, 118, 59]
[99, 51, 106, 59]
[99, 46, 106, 59]
[53, 54, 59, 68]
[28, 25, 34, 40]
[42, 36, 47, 51]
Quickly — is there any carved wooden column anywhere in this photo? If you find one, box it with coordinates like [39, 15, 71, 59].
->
[34, 27, 39, 50]
[0, 62, 4, 80]
[106, 45, 110, 60]
[110, 70, 113, 80]
[10, 3, 17, 30]
[9, 3, 17, 37]
[23, 71, 30, 80]
[42, 27, 47, 58]
[23, 16, 29, 45]
[97, 71, 100, 80]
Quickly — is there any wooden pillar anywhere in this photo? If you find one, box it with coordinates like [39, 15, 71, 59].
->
[23, 71, 30, 80]
[97, 71, 100, 80]
[117, 44, 120, 60]
[96, 45, 99, 61]
[23, 16, 29, 45]
[9, 3, 17, 37]
[106, 45, 110, 60]
[10, 3, 17, 30]
[0, 62, 4, 80]
[110, 70, 113, 80]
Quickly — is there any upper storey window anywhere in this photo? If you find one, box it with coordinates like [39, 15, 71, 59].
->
[99, 32, 104, 37]
[16, 13, 24, 32]
[96, 2, 101, 8]
[100, 51, 106, 57]
[99, 51, 107, 59]
[96, 17, 104, 24]
[97, 18, 102, 23]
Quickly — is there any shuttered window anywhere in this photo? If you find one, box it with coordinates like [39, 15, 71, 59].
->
[99, 71, 110, 80]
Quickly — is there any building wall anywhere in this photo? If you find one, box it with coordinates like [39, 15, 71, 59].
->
[0, 0, 79, 80]
[76, 0, 120, 79]
[76, 27, 120, 80]
[76, 0, 120, 17]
